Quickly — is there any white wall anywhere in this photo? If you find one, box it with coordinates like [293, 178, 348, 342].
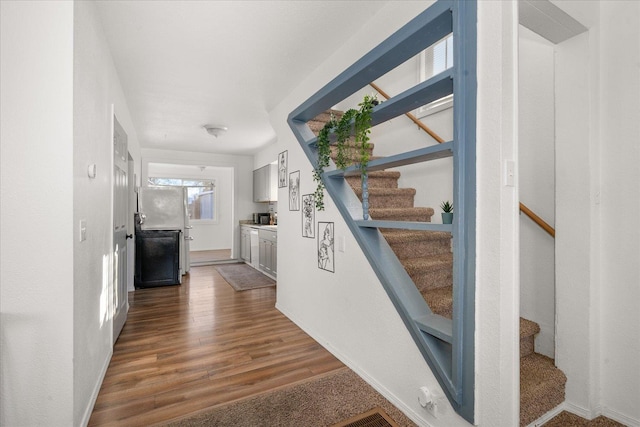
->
[0, 2, 75, 425]
[475, 2, 521, 425]
[554, 1, 640, 424]
[597, 1, 640, 423]
[141, 149, 260, 258]
[518, 26, 556, 358]
[1, 2, 143, 425]
[270, 1, 520, 425]
[146, 163, 234, 251]
[73, 2, 142, 424]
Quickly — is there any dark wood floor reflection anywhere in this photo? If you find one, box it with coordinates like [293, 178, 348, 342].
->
[88, 266, 344, 426]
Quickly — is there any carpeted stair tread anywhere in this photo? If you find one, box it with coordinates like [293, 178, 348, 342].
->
[382, 229, 451, 243]
[382, 230, 452, 258]
[353, 187, 416, 209]
[520, 353, 567, 426]
[402, 254, 452, 292]
[346, 171, 401, 189]
[422, 286, 453, 319]
[369, 207, 434, 222]
[402, 254, 452, 275]
[520, 318, 540, 339]
[520, 318, 540, 358]
[308, 110, 344, 135]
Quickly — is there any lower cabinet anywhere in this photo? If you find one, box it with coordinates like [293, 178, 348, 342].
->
[258, 229, 277, 278]
[240, 226, 251, 262]
[135, 230, 181, 288]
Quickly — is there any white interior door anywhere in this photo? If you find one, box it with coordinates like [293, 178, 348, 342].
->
[113, 116, 128, 343]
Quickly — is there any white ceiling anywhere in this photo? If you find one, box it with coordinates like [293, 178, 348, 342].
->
[96, 1, 389, 156]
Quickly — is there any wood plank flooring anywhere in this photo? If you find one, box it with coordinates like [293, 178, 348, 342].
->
[88, 265, 344, 426]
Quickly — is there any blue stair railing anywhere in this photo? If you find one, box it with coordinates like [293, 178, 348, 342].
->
[287, 0, 476, 422]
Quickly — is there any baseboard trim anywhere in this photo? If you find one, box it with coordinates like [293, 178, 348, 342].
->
[79, 349, 112, 427]
[525, 402, 566, 427]
[275, 303, 432, 427]
[601, 408, 640, 427]
[537, 402, 640, 427]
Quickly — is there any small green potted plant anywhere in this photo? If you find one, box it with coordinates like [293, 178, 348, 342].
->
[440, 200, 453, 224]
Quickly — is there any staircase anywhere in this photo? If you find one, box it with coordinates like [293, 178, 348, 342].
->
[310, 111, 567, 427]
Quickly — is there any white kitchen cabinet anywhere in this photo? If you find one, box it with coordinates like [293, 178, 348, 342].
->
[240, 225, 251, 262]
[258, 229, 277, 278]
[253, 164, 277, 202]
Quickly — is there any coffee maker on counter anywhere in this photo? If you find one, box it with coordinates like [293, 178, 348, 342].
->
[252, 212, 271, 225]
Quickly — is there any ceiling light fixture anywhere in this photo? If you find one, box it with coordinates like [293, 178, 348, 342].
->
[203, 125, 228, 138]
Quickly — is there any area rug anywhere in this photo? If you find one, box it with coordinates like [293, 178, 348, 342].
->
[214, 263, 275, 291]
[164, 367, 416, 427]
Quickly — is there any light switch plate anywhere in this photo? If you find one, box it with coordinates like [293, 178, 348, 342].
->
[504, 160, 515, 187]
[79, 219, 87, 242]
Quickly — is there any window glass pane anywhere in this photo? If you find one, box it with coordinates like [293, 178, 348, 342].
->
[417, 33, 454, 117]
[433, 39, 448, 75]
[147, 177, 216, 221]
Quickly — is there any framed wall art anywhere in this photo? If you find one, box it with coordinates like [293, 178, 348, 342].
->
[302, 194, 315, 238]
[318, 222, 334, 273]
[278, 150, 288, 188]
[288, 170, 300, 211]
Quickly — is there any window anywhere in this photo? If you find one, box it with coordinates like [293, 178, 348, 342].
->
[417, 33, 453, 117]
[148, 177, 217, 221]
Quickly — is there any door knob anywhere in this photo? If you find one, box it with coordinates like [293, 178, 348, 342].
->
[126, 234, 133, 239]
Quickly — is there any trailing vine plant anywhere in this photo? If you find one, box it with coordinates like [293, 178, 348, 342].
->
[313, 94, 378, 210]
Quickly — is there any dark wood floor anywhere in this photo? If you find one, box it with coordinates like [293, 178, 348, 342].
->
[88, 265, 344, 426]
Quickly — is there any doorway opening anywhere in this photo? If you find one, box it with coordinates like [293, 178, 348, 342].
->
[146, 162, 236, 265]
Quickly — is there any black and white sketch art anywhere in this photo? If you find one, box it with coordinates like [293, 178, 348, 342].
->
[317, 222, 334, 272]
[302, 194, 315, 238]
[289, 170, 300, 211]
[278, 151, 288, 188]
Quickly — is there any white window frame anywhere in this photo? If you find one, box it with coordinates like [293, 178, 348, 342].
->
[416, 33, 454, 118]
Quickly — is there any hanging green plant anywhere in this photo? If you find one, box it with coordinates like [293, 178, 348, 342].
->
[312, 94, 378, 210]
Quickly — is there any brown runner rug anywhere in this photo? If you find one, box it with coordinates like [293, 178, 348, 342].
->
[164, 367, 416, 427]
[214, 263, 275, 291]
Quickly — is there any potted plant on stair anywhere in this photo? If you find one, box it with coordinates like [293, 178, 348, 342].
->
[440, 200, 453, 224]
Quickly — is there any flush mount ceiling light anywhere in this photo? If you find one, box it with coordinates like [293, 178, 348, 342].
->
[203, 125, 228, 138]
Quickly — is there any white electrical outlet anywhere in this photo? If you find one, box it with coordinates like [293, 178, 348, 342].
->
[337, 236, 346, 253]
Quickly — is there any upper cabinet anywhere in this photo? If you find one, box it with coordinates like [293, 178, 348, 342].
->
[253, 164, 277, 202]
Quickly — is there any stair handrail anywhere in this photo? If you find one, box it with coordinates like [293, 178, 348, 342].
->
[369, 82, 445, 144]
[369, 82, 556, 239]
[519, 202, 555, 237]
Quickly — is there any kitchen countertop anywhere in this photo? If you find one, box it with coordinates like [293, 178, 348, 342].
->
[240, 222, 277, 230]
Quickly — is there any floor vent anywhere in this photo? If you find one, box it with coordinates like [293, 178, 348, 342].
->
[331, 407, 399, 427]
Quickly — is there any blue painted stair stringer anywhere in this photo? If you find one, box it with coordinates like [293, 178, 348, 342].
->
[287, 0, 476, 423]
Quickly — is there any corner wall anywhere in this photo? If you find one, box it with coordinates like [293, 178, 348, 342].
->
[518, 26, 556, 358]
[72, 2, 143, 424]
[554, 1, 640, 424]
[140, 149, 260, 259]
[0, 2, 75, 425]
[597, 1, 640, 423]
